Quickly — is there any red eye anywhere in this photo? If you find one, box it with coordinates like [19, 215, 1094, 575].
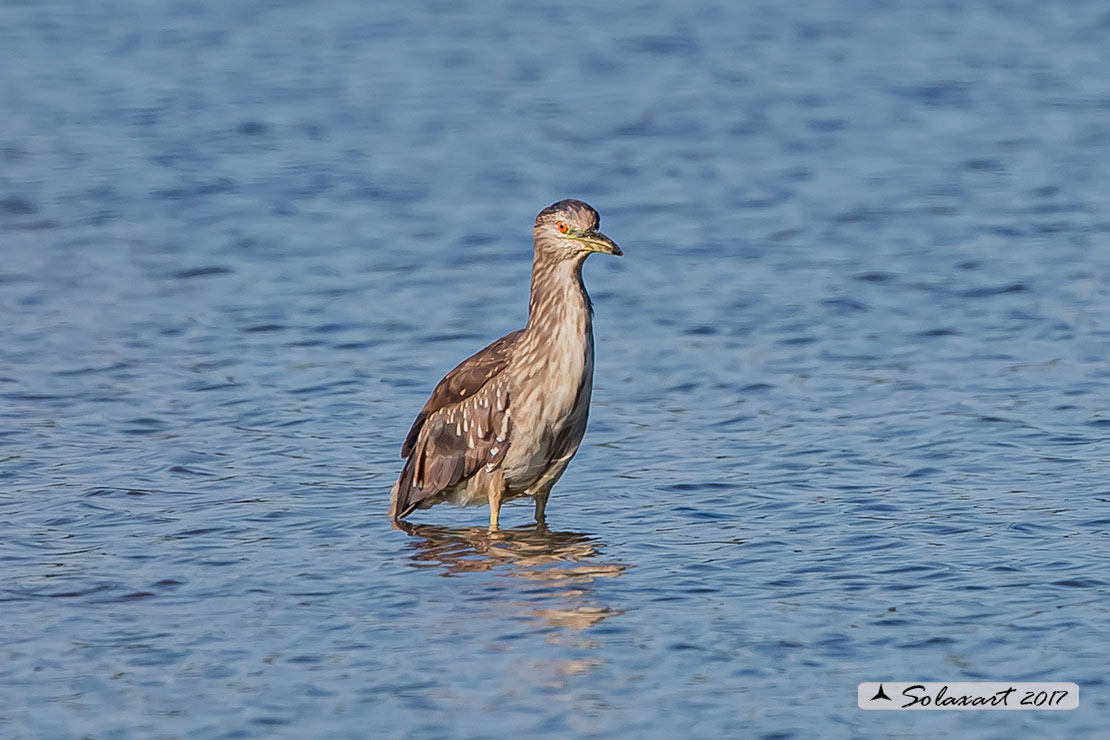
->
[556, 221, 568, 234]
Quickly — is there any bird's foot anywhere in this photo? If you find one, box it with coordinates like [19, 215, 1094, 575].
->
[533, 493, 549, 527]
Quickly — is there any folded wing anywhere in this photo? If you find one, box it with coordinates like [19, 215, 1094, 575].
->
[390, 331, 520, 519]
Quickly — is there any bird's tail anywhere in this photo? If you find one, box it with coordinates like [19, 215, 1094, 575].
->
[389, 458, 419, 520]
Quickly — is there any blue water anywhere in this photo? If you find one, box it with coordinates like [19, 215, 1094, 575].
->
[2, 1, 1109, 738]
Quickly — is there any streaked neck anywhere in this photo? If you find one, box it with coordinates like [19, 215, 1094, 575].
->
[526, 252, 592, 334]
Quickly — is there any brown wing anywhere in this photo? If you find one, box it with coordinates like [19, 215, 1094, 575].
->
[390, 331, 519, 519]
[400, 330, 521, 458]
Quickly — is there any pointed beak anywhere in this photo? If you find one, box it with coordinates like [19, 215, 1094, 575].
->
[576, 229, 622, 256]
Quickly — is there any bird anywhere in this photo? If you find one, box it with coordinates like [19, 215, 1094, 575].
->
[390, 199, 622, 530]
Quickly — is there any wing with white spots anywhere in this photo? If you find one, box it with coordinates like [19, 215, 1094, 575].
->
[391, 333, 517, 519]
[400, 330, 520, 458]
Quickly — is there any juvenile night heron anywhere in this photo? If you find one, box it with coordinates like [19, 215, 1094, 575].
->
[389, 199, 621, 530]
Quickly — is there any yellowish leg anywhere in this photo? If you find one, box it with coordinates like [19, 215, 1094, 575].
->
[487, 471, 504, 532]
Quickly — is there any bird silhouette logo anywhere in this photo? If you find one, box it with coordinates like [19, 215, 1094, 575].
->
[870, 684, 892, 701]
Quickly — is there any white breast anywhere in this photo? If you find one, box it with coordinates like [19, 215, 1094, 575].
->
[502, 314, 594, 492]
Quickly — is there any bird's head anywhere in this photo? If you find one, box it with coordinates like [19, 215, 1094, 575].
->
[533, 199, 622, 261]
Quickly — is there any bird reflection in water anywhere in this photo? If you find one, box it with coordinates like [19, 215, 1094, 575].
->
[393, 521, 626, 631]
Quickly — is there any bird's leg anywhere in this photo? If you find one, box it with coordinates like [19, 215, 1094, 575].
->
[487, 470, 505, 532]
[533, 491, 550, 526]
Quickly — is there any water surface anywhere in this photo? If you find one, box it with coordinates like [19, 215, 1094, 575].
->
[2, 1, 1109, 738]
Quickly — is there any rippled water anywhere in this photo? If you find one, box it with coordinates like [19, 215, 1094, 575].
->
[3, 1, 1109, 738]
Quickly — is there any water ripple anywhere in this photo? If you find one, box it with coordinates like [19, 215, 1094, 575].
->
[2, 1, 1109, 738]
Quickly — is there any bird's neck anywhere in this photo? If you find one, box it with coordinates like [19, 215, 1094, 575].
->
[525, 254, 593, 338]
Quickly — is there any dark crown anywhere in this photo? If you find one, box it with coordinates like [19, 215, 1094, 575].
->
[535, 199, 600, 230]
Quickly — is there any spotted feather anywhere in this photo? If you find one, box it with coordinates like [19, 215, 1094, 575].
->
[391, 333, 517, 518]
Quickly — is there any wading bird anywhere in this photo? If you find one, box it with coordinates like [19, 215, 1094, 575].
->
[390, 199, 621, 530]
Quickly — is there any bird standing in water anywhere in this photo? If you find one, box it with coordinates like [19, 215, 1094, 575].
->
[390, 199, 622, 530]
